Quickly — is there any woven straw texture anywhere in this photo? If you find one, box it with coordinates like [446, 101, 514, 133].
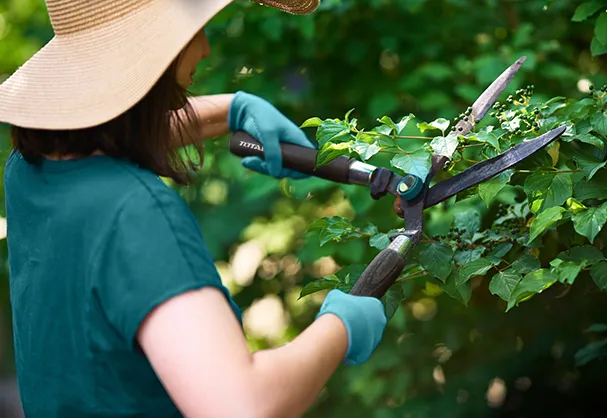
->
[0, 0, 319, 130]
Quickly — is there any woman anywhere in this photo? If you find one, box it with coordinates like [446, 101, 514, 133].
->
[0, 1, 388, 417]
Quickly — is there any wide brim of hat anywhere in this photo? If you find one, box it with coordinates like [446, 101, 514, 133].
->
[0, 0, 319, 130]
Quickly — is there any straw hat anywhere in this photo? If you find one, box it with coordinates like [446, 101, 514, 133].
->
[0, 0, 319, 130]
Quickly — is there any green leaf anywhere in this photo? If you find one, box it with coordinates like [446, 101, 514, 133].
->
[507, 269, 558, 311]
[419, 242, 454, 282]
[486, 243, 513, 264]
[572, 1, 605, 22]
[595, 12, 607, 47]
[370, 233, 391, 250]
[417, 117, 450, 134]
[524, 172, 573, 213]
[511, 254, 541, 275]
[316, 119, 352, 146]
[574, 176, 607, 201]
[478, 170, 514, 206]
[457, 258, 494, 285]
[301, 117, 323, 128]
[591, 261, 607, 291]
[378, 113, 414, 134]
[489, 270, 522, 302]
[591, 35, 607, 56]
[390, 150, 432, 179]
[351, 141, 381, 161]
[454, 211, 481, 241]
[572, 202, 607, 242]
[556, 245, 606, 266]
[573, 154, 606, 180]
[383, 282, 405, 320]
[454, 247, 485, 265]
[549, 259, 582, 284]
[299, 276, 340, 298]
[575, 339, 607, 366]
[573, 133, 605, 150]
[316, 141, 352, 166]
[430, 133, 458, 156]
[528, 206, 568, 243]
[441, 270, 472, 306]
[591, 110, 607, 136]
[585, 324, 607, 333]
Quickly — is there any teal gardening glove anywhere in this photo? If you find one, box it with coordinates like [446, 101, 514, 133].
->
[228, 91, 317, 179]
[316, 289, 388, 366]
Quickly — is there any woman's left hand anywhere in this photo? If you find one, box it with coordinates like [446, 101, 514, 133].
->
[228, 91, 317, 179]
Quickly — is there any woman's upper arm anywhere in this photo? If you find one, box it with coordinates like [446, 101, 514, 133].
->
[137, 286, 256, 418]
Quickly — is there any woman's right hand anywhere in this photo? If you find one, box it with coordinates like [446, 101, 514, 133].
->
[316, 289, 388, 365]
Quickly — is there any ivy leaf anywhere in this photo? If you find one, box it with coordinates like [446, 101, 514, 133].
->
[591, 261, 607, 291]
[591, 110, 607, 136]
[528, 206, 568, 243]
[419, 242, 454, 282]
[489, 270, 522, 302]
[299, 276, 340, 298]
[441, 269, 472, 306]
[370, 233, 391, 250]
[417, 117, 450, 134]
[308, 216, 363, 246]
[454, 247, 485, 265]
[524, 172, 573, 213]
[300, 117, 323, 128]
[507, 269, 558, 311]
[317, 141, 352, 166]
[430, 133, 458, 156]
[456, 258, 494, 285]
[316, 119, 352, 146]
[390, 150, 432, 179]
[550, 259, 583, 284]
[595, 12, 607, 47]
[511, 254, 541, 275]
[478, 170, 514, 207]
[454, 211, 481, 241]
[572, 202, 607, 243]
[573, 154, 607, 180]
[572, 1, 605, 22]
[351, 141, 381, 161]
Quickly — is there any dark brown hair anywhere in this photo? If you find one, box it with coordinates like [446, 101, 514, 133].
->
[10, 57, 203, 185]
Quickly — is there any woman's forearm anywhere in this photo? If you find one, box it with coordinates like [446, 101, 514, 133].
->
[249, 314, 349, 418]
[173, 94, 234, 146]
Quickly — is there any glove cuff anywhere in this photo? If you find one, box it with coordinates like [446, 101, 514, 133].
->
[228, 90, 251, 132]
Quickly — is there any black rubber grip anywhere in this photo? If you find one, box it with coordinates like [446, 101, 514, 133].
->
[229, 131, 355, 184]
[349, 248, 407, 298]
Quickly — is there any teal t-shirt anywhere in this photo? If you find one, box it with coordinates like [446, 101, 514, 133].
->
[4, 150, 242, 417]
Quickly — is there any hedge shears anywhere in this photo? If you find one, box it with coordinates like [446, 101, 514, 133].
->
[229, 56, 567, 299]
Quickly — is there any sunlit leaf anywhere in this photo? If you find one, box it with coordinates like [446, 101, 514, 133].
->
[528, 206, 568, 242]
[489, 270, 522, 302]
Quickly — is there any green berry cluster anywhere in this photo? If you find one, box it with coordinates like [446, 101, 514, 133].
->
[588, 84, 607, 94]
[453, 106, 473, 131]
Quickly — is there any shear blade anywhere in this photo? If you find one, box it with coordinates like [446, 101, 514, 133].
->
[425, 125, 567, 208]
[440, 56, 527, 159]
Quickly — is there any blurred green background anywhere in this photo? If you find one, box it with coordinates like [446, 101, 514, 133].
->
[1, 0, 607, 417]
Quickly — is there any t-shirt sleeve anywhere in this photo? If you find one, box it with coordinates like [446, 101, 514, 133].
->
[90, 185, 235, 350]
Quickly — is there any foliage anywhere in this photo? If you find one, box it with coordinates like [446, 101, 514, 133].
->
[299, 84, 607, 316]
[1, 0, 607, 417]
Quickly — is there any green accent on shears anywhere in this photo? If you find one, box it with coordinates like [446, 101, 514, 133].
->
[397, 174, 424, 200]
